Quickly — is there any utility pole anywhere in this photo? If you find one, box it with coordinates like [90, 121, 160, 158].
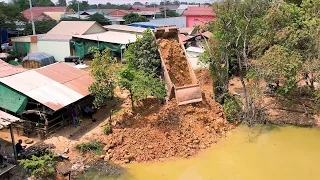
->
[28, 0, 36, 35]
[78, 1, 80, 19]
[164, 0, 166, 18]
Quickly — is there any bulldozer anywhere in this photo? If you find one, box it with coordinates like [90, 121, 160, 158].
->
[154, 26, 203, 105]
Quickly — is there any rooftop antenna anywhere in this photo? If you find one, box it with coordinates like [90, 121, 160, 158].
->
[28, 0, 36, 35]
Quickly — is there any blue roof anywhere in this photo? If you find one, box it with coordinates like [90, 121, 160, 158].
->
[129, 22, 167, 29]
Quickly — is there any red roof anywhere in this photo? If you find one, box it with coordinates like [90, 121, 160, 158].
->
[0, 59, 26, 78]
[183, 7, 216, 16]
[22, 6, 68, 21]
[138, 7, 162, 11]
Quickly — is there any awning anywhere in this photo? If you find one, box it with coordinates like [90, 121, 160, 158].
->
[0, 83, 28, 114]
[0, 110, 22, 129]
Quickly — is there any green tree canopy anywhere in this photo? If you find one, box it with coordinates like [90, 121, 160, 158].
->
[12, 0, 29, 11]
[57, 0, 66, 6]
[89, 49, 117, 107]
[118, 67, 166, 110]
[68, 0, 89, 11]
[24, 20, 57, 34]
[87, 13, 110, 26]
[124, 29, 161, 76]
[123, 12, 147, 24]
[0, 2, 24, 30]
[33, 0, 55, 7]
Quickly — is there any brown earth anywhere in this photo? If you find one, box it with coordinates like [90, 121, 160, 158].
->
[158, 38, 193, 87]
[93, 69, 233, 163]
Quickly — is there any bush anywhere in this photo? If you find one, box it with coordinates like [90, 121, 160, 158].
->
[223, 95, 241, 123]
[103, 125, 112, 135]
[75, 141, 104, 154]
[18, 154, 58, 179]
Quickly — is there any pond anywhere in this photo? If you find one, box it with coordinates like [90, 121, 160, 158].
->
[78, 125, 320, 180]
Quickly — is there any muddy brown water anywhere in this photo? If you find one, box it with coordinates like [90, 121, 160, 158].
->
[77, 125, 320, 180]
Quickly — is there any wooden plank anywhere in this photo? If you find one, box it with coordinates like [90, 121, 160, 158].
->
[0, 162, 16, 176]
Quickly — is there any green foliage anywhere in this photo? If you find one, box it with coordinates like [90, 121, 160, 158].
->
[156, 10, 180, 18]
[57, 0, 66, 6]
[0, 2, 24, 29]
[87, 13, 111, 26]
[124, 29, 161, 76]
[123, 13, 147, 24]
[118, 67, 167, 110]
[33, 0, 55, 6]
[24, 20, 57, 34]
[103, 125, 112, 135]
[19, 154, 58, 179]
[12, 0, 29, 11]
[89, 49, 117, 107]
[68, 0, 89, 11]
[75, 141, 104, 153]
[223, 95, 241, 123]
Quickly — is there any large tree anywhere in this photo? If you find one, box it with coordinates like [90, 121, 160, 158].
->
[68, 0, 89, 11]
[87, 13, 110, 26]
[0, 2, 24, 30]
[123, 13, 147, 24]
[124, 29, 161, 76]
[12, 0, 29, 11]
[33, 0, 55, 7]
[24, 20, 57, 34]
[57, 0, 66, 6]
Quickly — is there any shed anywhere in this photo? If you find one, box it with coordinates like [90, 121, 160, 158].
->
[22, 52, 55, 69]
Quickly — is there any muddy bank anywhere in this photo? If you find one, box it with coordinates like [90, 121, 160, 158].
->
[93, 69, 233, 164]
[158, 39, 192, 87]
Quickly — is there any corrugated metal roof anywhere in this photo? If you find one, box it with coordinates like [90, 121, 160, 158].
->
[183, 7, 216, 16]
[0, 62, 92, 111]
[47, 21, 98, 36]
[0, 110, 21, 128]
[0, 59, 27, 78]
[73, 31, 138, 45]
[103, 25, 146, 33]
[22, 6, 69, 21]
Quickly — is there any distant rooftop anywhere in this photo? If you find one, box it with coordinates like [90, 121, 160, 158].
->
[183, 7, 215, 16]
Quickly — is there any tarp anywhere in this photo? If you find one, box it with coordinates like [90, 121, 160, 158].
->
[23, 52, 55, 67]
[0, 83, 28, 114]
[13, 42, 30, 54]
[74, 40, 121, 58]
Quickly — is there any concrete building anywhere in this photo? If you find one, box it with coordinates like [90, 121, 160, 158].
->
[183, 7, 216, 27]
[37, 21, 106, 61]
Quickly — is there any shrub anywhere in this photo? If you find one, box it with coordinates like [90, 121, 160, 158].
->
[103, 125, 112, 135]
[19, 154, 58, 179]
[223, 95, 241, 123]
[75, 141, 104, 154]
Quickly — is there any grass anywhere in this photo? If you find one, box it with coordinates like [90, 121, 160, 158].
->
[75, 141, 104, 154]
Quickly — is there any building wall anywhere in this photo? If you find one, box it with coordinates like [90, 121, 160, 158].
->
[30, 42, 38, 53]
[186, 16, 215, 27]
[84, 24, 106, 34]
[149, 17, 187, 28]
[37, 41, 70, 61]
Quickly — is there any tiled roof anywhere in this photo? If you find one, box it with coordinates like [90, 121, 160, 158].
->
[183, 7, 216, 16]
[22, 6, 68, 21]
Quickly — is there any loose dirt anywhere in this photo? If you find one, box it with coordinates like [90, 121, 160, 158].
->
[93, 69, 233, 163]
[158, 39, 193, 87]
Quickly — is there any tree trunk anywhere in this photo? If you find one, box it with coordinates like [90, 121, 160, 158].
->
[129, 89, 134, 111]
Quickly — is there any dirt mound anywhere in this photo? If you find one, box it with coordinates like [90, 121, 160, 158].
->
[195, 68, 212, 85]
[158, 39, 193, 87]
[95, 76, 233, 163]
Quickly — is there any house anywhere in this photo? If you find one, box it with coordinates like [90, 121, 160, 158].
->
[0, 61, 93, 134]
[34, 12, 66, 21]
[132, 2, 145, 8]
[183, 7, 216, 27]
[103, 25, 146, 35]
[22, 6, 74, 21]
[37, 21, 106, 61]
[176, 5, 198, 15]
[108, 10, 129, 17]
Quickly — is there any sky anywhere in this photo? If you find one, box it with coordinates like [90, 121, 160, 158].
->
[3, 0, 214, 5]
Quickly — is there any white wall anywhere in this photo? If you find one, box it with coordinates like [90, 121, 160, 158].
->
[37, 41, 70, 61]
[30, 43, 38, 53]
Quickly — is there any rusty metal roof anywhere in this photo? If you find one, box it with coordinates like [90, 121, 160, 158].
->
[0, 59, 27, 78]
[0, 110, 21, 128]
[0, 62, 93, 111]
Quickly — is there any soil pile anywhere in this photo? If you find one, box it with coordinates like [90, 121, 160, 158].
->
[158, 39, 193, 87]
[95, 70, 234, 163]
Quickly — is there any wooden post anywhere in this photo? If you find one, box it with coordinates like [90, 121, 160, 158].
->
[9, 124, 18, 162]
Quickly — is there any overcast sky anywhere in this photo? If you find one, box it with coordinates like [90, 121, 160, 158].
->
[2, 0, 214, 5]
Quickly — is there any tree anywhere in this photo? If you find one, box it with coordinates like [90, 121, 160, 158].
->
[57, 0, 66, 6]
[24, 20, 57, 34]
[19, 154, 58, 179]
[87, 13, 110, 26]
[124, 29, 161, 76]
[123, 13, 147, 24]
[68, 0, 89, 11]
[33, 0, 55, 7]
[156, 10, 180, 18]
[0, 2, 24, 30]
[118, 67, 166, 110]
[13, 0, 29, 11]
[89, 49, 117, 107]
